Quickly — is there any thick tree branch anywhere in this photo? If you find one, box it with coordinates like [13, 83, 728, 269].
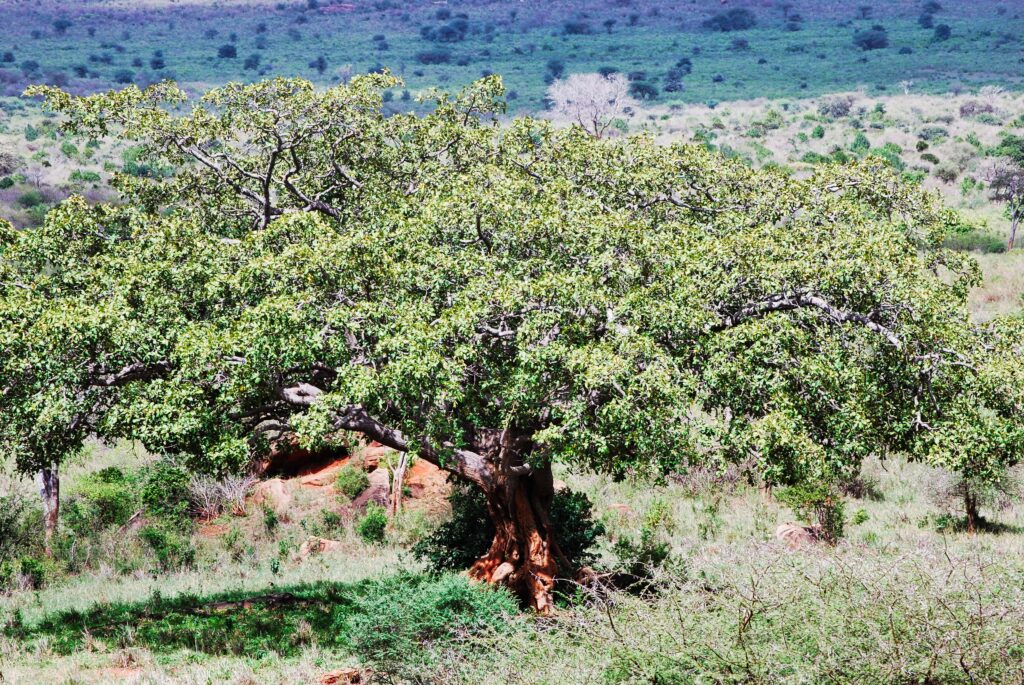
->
[713, 292, 903, 349]
[88, 361, 173, 387]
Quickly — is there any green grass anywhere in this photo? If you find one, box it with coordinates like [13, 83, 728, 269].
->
[6, 573, 516, 660]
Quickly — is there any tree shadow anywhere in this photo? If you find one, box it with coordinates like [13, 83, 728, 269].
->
[5, 579, 364, 657]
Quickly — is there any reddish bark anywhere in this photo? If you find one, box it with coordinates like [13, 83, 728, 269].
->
[468, 465, 558, 613]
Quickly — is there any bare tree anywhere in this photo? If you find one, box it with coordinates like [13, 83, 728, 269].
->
[546, 72, 637, 139]
[980, 157, 1024, 250]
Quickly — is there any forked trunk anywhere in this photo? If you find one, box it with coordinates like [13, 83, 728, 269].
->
[389, 451, 409, 515]
[468, 463, 559, 613]
[38, 465, 59, 554]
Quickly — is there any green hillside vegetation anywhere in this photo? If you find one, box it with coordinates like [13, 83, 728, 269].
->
[0, 0, 1021, 107]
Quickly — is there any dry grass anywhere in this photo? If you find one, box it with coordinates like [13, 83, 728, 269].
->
[970, 251, 1024, 321]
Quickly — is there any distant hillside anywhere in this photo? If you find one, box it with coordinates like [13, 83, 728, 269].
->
[0, 0, 1021, 108]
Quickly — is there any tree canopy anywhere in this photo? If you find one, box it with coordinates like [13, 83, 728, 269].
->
[3, 73, 1023, 608]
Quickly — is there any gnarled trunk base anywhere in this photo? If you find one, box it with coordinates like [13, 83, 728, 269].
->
[468, 467, 558, 613]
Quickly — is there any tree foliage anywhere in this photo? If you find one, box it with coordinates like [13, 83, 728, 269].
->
[4, 74, 1024, 605]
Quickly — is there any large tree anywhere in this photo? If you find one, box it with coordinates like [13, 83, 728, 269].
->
[4, 74, 1023, 609]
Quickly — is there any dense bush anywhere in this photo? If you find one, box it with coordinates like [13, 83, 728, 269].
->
[702, 9, 756, 32]
[217, 44, 237, 59]
[138, 523, 196, 571]
[853, 27, 888, 50]
[415, 49, 451, 65]
[141, 461, 192, 522]
[335, 464, 369, 501]
[344, 572, 518, 681]
[818, 96, 854, 118]
[0, 493, 39, 565]
[357, 503, 387, 544]
[777, 483, 845, 542]
[918, 126, 949, 141]
[15, 190, 45, 208]
[628, 81, 658, 100]
[942, 230, 1005, 253]
[63, 467, 139, 534]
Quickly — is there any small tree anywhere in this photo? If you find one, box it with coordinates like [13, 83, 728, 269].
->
[854, 27, 888, 50]
[546, 73, 637, 138]
[979, 158, 1024, 250]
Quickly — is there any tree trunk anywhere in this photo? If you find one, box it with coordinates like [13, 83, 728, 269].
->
[389, 451, 408, 516]
[468, 463, 559, 613]
[965, 489, 979, 535]
[1008, 210, 1020, 252]
[38, 465, 59, 554]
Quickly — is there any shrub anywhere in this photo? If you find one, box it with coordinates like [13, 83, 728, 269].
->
[357, 503, 387, 544]
[335, 464, 369, 501]
[818, 96, 853, 118]
[960, 100, 994, 118]
[344, 572, 518, 681]
[142, 461, 191, 522]
[943, 230, 1006, 253]
[562, 21, 591, 35]
[628, 82, 658, 100]
[217, 44, 237, 59]
[63, 468, 139, 534]
[702, 9, 756, 32]
[414, 485, 605, 575]
[0, 177, 13, 189]
[69, 169, 101, 183]
[0, 493, 39, 564]
[122, 145, 172, 178]
[610, 499, 675, 581]
[853, 27, 888, 50]
[918, 126, 949, 141]
[776, 483, 845, 543]
[850, 132, 870, 154]
[415, 49, 451, 65]
[933, 24, 951, 41]
[138, 524, 196, 572]
[16, 190, 45, 208]
[262, 506, 279, 535]
[921, 152, 940, 164]
[934, 163, 958, 183]
[811, 125, 825, 139]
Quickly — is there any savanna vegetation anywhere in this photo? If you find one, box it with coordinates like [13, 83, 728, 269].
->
[2, 2, 1024, 684]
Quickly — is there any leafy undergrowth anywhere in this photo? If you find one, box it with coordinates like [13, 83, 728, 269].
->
[4, 572, 518, 666]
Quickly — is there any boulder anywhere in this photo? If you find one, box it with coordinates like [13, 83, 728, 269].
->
[251, 478, 292, 516]
[351, 467, 390, 510]
[295, 536, 345, 561]
[320, 668, 366, 684]
[775, 522, 821, 548]
[360, 441, 395, 471]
